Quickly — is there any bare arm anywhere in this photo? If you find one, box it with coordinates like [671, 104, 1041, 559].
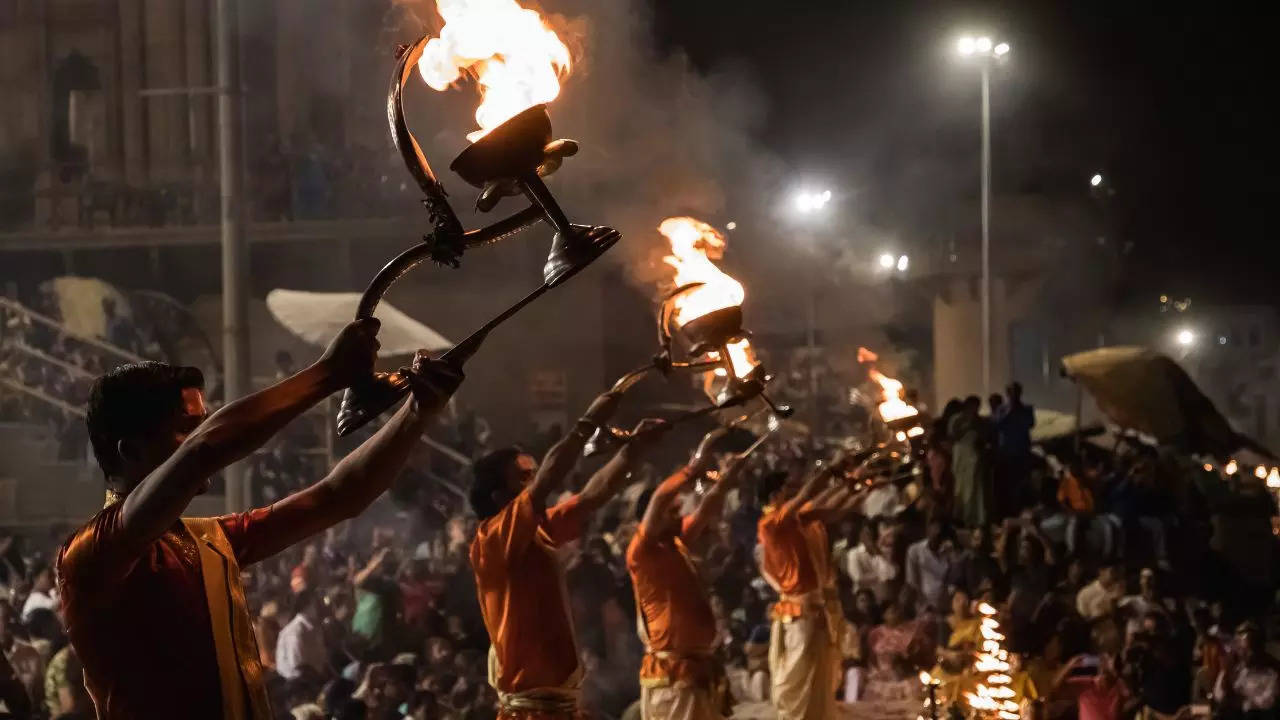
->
[122, 320, 379, 551]
[226, 357, 463, 565]
[577, 418, 669, 515]
[639, 467, 695, 541]
[528, 390, 622, 513]
[683, 451, 748, 543]
[354, 548, 392, 589]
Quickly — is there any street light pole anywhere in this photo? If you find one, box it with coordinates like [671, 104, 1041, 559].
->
[980, 64, 991, 399]
[216, 0, 250, 513]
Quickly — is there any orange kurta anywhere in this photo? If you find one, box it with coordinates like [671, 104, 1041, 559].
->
[757, 506, 829, 601]
[627, 524, 719, 688]
[470, 488, 587, 703]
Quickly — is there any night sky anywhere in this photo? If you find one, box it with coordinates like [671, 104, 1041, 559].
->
[650, 0, 1278, 307]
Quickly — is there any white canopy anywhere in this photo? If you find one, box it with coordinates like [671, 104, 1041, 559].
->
[266, 289, 452, 357]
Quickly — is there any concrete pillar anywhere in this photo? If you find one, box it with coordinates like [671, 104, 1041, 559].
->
[143, 0, 187, 180]
[117, 0, 146, 184]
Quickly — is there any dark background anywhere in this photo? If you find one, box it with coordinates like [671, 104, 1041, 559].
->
[650, 0, 1278, 306]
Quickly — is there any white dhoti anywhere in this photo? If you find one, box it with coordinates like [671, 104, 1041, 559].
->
[768, 610, 839, 720]
[640, 683, 724, 720]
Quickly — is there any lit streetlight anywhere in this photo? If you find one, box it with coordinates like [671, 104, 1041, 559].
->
[956, 33, 1009, 398]
[794, 189, 832, 214]
[1090, 173, 1104, 187]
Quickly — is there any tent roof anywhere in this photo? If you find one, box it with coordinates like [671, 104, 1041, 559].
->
[266, 289, 452, 357]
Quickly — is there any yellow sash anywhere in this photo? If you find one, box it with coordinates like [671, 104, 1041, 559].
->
[183, 517, 272, 720]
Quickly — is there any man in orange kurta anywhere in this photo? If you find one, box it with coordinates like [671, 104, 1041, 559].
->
[469, 391, 667, 719]
[57, 323, 462, 719]
[627, 430, 746, 720]
[757, 460, 861, 720]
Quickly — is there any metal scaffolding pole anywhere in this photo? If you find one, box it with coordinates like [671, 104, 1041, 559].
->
[216, 0, 250, 513]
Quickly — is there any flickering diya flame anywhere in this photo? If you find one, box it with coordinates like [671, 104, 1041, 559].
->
[965, 601, 1020, 720]
[417, 0, 572, 142]
[660, 217, 758, 379]
[858, 347, 920, 423]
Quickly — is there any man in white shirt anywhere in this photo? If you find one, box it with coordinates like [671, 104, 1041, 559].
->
[20, 564, 58, 622]
[845, 521, 897, 604]
[905, 517, 954, 612]
[1075, 562, 1125, 621]
[275, 590, 328, 680]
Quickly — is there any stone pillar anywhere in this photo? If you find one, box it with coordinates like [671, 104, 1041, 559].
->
[143, 0, 187, 181]
[117, 0, 146, 185]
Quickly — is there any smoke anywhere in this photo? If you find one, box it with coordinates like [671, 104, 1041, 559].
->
[389, 0, 776, 293]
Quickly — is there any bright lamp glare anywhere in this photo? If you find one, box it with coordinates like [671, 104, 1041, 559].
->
[994, 42, 1010, 56]
[821, 189, 832, 202]
[975, 37, 993, 52]
[957, 37, 976, 55]
[1176, 329, 1195, 346]
[897, 255, 909, 272]
[795, 194, 813, 213]
[1090, 173, 1103, 187]
[878, 253, 896, 269]
[725, 221, 737, 231]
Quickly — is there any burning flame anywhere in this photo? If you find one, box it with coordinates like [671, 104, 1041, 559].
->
[858, 347, 919, 423]
[964, 602, 1020, 720]
[1225, 459, 1238, 475]
[1257, 465, 1269, 480]
[660, 217, 757, 378]
[417, 0, 572, 142]
[1268, 467, 1280, 489]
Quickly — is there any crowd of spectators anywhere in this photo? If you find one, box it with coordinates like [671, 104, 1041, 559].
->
[2, 377, 1279, 720]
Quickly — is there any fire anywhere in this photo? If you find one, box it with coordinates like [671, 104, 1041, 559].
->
[660, 217, 757, 378]
[417, 0, 572, 142]
[858, 347, 919, 423]
[964, 602, 1020, 720]
[1269, 467, 1280, 488]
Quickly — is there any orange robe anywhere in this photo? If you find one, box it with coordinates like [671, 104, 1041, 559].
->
[471, 488, 588, 719]
[57, 503, 283, 719]
[757, 506, 841, 720]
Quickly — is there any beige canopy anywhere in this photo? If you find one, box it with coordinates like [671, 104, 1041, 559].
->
[266, 289, 452, 357]
[1061, 345, 1268, 459]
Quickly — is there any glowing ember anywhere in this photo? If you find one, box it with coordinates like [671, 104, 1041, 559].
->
[660, 217, 757, 378]
[858, 346, 919, 423]
[417, 0, 572, 142]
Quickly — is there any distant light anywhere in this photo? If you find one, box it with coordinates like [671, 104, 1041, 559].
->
[1203, 463, 1214, 473]
[1090, 173, 1103, 187]
[895, 431, 907, 442]
[878, 253, 896, 269]
[793, 189, 832, 214]
[1256, 465, 1269, 480]
[897, 254, 910, 272]
[1219, 336, 1228, 345]
[975, 37, 993, 52]
[1176, 329, 1195, 346]
[907, 425, 925, 438]
[1159, 294, 1169, 303]
[957, 37, 976, 55]
[1270, 467, 1280, 488]
[993, 42, 1010, 56]
[725, 221, 737, 231]
[1226, 459, 1239, 475]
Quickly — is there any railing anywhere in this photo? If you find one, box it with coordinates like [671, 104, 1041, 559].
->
[0, 296, 146, 365]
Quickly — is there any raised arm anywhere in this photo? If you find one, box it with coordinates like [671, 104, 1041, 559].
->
[577, 418, 670, 515]
[225, 355, 463, 564]
[528, 390, 623, 513]
[682, 449, 748, 543]
[121, 319, 380, 551]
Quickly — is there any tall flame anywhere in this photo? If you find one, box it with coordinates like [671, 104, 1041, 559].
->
[659, 217, 756, 378]
[857, 347, 919, 423]
[964, 602, 1020, 720]
[417, 0, 572, 142]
